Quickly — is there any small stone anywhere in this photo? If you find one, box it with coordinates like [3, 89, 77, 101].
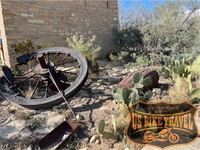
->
[80, 137, 89, 145]
[1, 101, 10, 106]
[8, 105, 17, 113]
[83, 130, 89, 135]
[91, 88, 103, 94]
[90, 82, 101, 87]
[108, 77, 121, 84]
[97, 75, 110, 80]
[89, 135, 97, 143]
[77, 90, 89, 98]
[113, 100, 118, 105]
[27, 146, 32, 150]
[90, 127, 95, 131]
[78, 148, 88, 150]
[153, 88, 161, 94]
[76, 114, 85, 122]
[95, 139, 101, 144]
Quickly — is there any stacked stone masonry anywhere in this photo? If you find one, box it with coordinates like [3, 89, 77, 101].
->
[1, 0, 119, 66]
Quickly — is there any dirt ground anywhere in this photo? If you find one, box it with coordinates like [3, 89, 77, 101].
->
[0, 61, 200, 150]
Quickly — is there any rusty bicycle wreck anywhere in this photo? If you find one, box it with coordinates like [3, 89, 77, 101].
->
[0, 47, 88, 149]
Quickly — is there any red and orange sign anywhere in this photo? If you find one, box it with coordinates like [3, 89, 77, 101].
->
[126, 100, 199, 149]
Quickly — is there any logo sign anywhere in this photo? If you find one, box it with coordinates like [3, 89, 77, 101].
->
[126, 101, 199, 149]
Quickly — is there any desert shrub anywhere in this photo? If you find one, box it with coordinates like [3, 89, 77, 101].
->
[98, 116, 128, 142]
[11, 39, 35, 54]
[16, 111, 31, 120]
[191, 55, 200, 77]
[19, 136, 37, 149]
[67, 34, 101, 72]
[115, 1, 200, 66]
[26, 117, 46, 130]
[11, 39, 51, 54]
[168, 76, 200, 103]
[109, 51, 129, 62]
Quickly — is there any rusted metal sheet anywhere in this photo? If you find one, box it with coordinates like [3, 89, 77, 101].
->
[38, 120, 78, 150]
[117, 68, 159, 89]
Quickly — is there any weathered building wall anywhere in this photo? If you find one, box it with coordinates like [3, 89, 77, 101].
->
[1, 0, 118, 66]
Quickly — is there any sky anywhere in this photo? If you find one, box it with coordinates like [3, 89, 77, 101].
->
[119, 0, 166, 17]
[119, 0, 200, 20]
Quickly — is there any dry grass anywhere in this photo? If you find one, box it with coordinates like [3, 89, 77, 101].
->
[168, 77, 191, 102]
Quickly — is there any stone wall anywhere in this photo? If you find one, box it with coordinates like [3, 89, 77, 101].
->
[1, 0, 119, 66]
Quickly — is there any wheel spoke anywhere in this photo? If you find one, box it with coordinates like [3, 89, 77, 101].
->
[63, 71, 78, 76]
[46, 52, 50, 63]
[43, 81, 48, 98]
[11, 74, 37, 88]
[15, 76, 38, 79]
[29, 77, 42, 99]
[15, 69, 33, 77]
[59, 65, 80, 72]
[16, 88, 25, 95]
[50, 53, 60, 62]
[54, 55, 70, 69]
[55, 59, 76, 69]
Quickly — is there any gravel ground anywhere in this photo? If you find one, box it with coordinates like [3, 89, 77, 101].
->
[0, 61, 199, 150]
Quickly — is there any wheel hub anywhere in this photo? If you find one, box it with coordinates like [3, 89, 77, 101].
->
[34, 64, 48, 75]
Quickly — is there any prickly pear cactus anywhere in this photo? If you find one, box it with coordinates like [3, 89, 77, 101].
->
[113, 73, 153, 107]
[162, 56, 191, 80]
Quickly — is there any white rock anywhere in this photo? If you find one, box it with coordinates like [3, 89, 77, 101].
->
[9, 105, 17, 112]
[46, 114, 64, 126]
[1, 100, 10, 106]
[0, 120, 26, 139]
[89, 135, 97, 143]
[95, 139, 100, 144]
[78, 148, 88, 150]
[80, 137, 89, 145]
[27, 146, 32, 150]
[90, 83, 101, 87]
[76, 114, 85, 121]
[78, 90, 89, 97]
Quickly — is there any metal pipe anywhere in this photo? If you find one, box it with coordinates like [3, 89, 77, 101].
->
[37, 54, 47, 69]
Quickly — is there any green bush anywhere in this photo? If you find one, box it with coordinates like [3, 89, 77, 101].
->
[115, 1, 200, 66]
[162, 54, 192, 80]
[11, 39, 35, 54]
[11, 39, 51, 54]
[67, 34, 101, 72]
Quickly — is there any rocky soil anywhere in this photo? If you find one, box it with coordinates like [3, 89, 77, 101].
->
[0, 60, 200, 150]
